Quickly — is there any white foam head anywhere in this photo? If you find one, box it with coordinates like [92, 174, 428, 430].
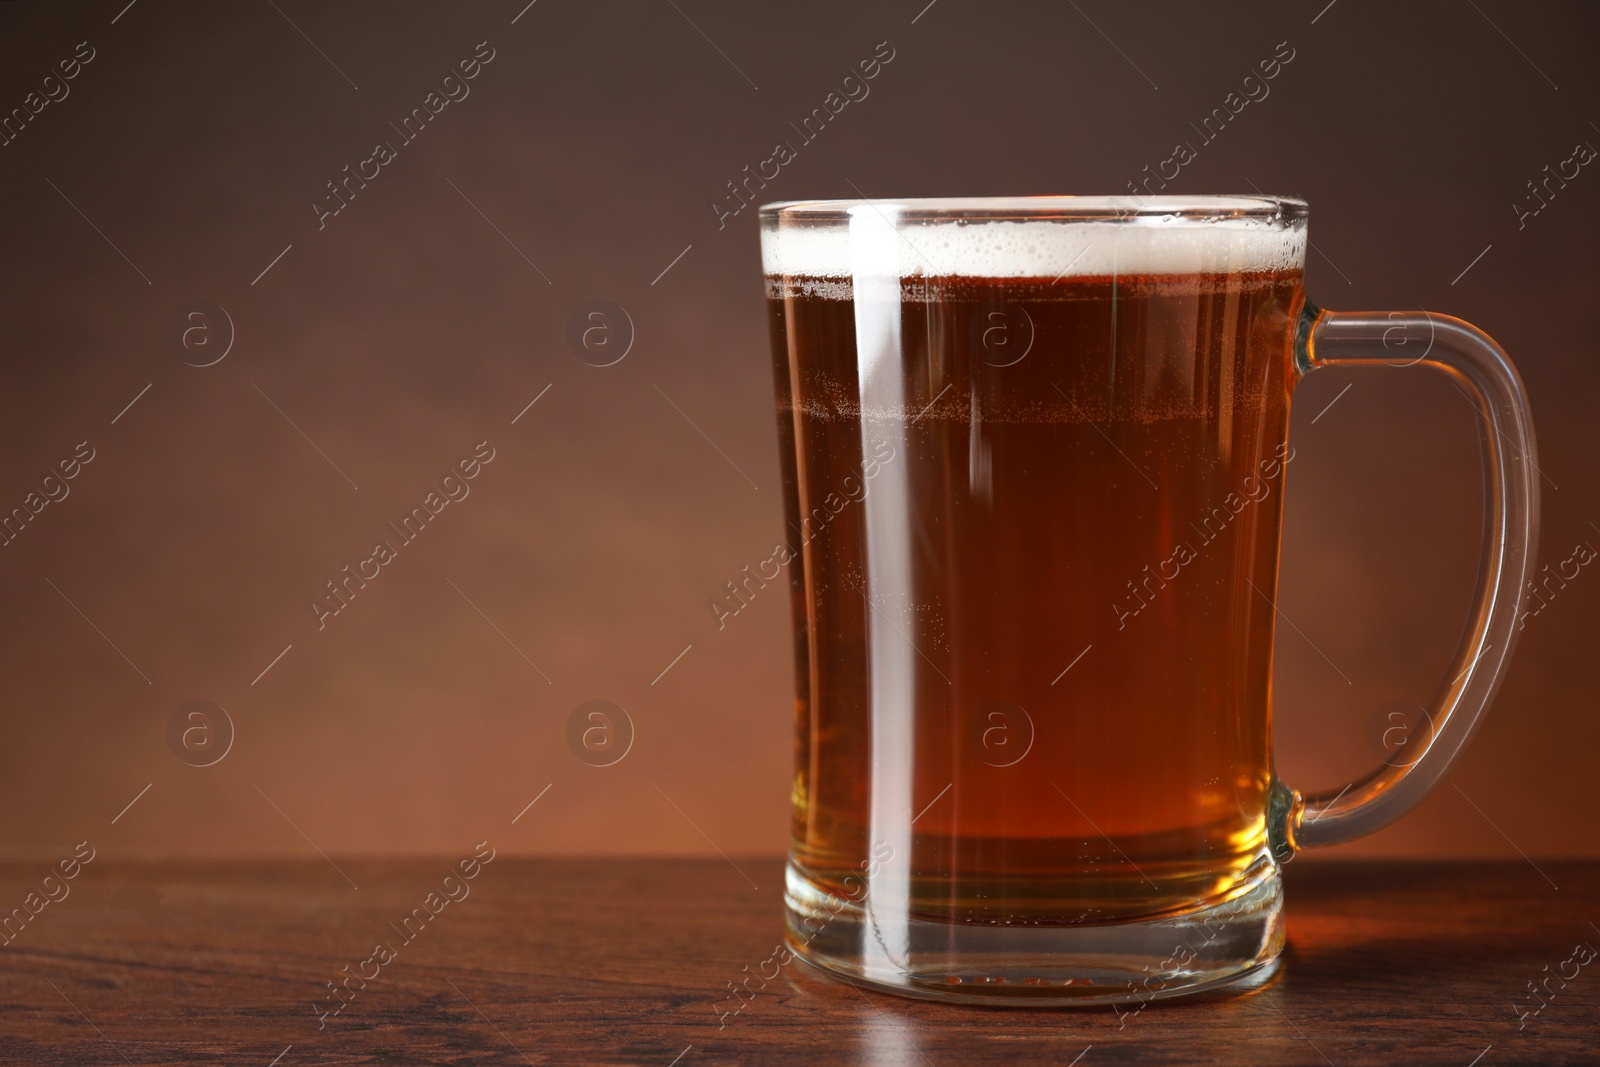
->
[760, 197, 1307, 279]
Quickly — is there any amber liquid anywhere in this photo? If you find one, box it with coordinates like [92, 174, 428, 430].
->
[767, 269, 1302, 925]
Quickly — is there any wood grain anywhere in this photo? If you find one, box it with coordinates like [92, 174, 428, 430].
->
[0, 858, 1595, 1065]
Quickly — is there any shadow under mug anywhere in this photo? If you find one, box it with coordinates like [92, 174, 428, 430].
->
[758, 196, 1538, 1005]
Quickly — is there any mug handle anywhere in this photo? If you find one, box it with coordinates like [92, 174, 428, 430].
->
[1270, 304, 1540, 855]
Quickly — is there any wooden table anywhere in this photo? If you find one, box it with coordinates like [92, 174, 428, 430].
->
[2, 858, 1595, 1065]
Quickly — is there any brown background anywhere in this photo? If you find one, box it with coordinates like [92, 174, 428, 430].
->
[0, 0, 1595, 862]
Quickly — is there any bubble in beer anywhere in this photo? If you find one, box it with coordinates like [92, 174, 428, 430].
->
[566, 699, 634, 767]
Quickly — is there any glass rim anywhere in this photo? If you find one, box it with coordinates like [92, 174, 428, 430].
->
[759, 195, 1309, 223]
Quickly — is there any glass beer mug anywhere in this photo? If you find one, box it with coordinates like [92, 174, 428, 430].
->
[758, 196, 1537, 1004]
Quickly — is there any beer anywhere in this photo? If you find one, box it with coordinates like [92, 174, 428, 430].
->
[764, 215, 1304, 929]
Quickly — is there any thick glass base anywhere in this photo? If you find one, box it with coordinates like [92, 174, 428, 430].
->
[784, 860, 1285, 1006]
